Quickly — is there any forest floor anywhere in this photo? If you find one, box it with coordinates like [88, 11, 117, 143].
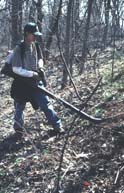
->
[1, 45, 124, 193]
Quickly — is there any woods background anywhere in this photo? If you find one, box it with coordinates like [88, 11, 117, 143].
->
[0, 0, 123, 87]
[1, 1, 124, 193]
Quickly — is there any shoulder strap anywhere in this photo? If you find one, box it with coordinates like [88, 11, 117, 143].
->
[35, 42, 43, 60]
[17, 41, 25, 67]
[17, 41, 42, 67]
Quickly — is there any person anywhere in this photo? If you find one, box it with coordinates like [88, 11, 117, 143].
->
[10, 22, 64, 139]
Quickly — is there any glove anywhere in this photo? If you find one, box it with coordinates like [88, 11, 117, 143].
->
[33, 71, 41, 81]
[38, 69, 47, 87]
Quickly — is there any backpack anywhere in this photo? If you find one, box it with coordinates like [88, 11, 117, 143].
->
[1, 41, 42, 78]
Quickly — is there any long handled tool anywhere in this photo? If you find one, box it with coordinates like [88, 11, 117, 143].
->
[37, 84, 102, 123]
[18, 76, 102, 123]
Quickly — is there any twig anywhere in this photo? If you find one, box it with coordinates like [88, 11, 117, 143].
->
[61, 164, 73, 180]
[114, 166, 124, 185]
[53, 115, 78, 193]
[114, 169, 120, 185]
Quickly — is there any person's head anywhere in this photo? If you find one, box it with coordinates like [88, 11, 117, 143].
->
[24, 22, 42, 43]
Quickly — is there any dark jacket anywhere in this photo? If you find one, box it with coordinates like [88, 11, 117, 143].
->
[11, 76, 39, 110]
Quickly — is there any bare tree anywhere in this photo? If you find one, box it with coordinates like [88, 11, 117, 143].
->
[11, 0, 23, 47]
[61, 0, 74, 88]
[102, 0, 111, 48]
[45, 0, 63, 59]
[79, 0, 94, 74]
[0, 0, 123, 61]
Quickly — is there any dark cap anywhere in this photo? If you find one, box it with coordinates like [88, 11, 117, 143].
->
[24, 22, 42, 36]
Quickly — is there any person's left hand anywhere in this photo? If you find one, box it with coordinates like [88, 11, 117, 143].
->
[33, 71, 41, 81]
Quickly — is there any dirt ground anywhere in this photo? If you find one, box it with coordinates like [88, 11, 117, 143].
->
[0, 48, 124, 193]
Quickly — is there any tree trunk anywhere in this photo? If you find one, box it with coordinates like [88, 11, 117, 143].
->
[61, 0, 74, 88]
[45, 0, 63, 59]
[11, 0, 23, 47]
[35, 0, 45, 57]
[102, 0, 111, 48]
[80, 0, 94, 74]
[112, 0, 120, 37]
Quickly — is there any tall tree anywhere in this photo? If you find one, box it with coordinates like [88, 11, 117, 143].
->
[61, 0, 74, 88]
[112, 0, 120, 36]
[102, 0, 111, 48]
[11, 0, 23, 47]
[45, 0, 63, 59]
[80, 0, 94, 74]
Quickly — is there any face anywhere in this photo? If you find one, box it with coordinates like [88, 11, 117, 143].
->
[25, 32, 36, 44]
